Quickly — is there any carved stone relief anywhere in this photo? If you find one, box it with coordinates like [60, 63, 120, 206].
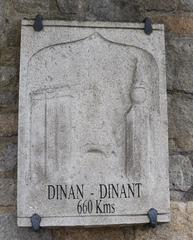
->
[18, 21, 170, 227]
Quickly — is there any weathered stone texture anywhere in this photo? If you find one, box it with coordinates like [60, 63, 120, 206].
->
[170, 154, 193, 192]
[53, 227, 135, 240]
[168, 93, 193, 152]
[0, 214, 52, 240]
[0, 177, 16, 206]
[152, 16, 193, 35]
[0, 0, 192, 238]
[143, 0, 177, 12]
[0, 113, 18, 137]
[0, 1, 6, 45]
[134, 202, 193, 240]
[56, 0, 144, 21]
[166, 35, 193, 92]
[169, 154, 193, 201]
[0, 67, 17, 89]
[179, 0, 193, 11]
[56, 0, 84, 15]
[84, 0, 143, 21]
[0, 91, 18, 111]
[0, 66, 18, 111]
[12, 0, 50, 14]
[6, 23, 21, 48]
[0, 137, 17, 172]
[0, 47, 19, 66]
[0, 66, 18, 112]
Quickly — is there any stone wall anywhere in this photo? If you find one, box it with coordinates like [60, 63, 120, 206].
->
[0, 0, 193, 239]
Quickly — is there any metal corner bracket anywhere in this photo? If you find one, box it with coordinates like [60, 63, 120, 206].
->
[143, 17, 153, 35]
[148, 208, 158, 228]
[31, 214, 41, 231]
[33, 14, 43, 32]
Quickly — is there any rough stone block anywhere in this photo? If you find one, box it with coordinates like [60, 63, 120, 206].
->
[152, 16, 193, 35]
[0, 2, 5, 47]
[84, 0, 142, 21]
[0, 91, 18, 111]
[0, 214, 52, 240]
[0, 178, 16, 206]
[53, 227, 135, 240]
[184, 186, 193, 201]
[166, 35, 193, 93]
[0, 113, 18, 137]
[143, 0, 177, 11]
[0, 137, 17, 172]
[0, 0, 5, 24]
[56, 0, 83, 15]
[168, 93, 193, 152]
[56, 0, 143, 21]
[11, 0, 49, 14]
[179, 0, 193, 11]
[0, 47, 19, 66]
[0, 66, 17, 89]
[6, 23, 21, 47]
[170, 190, 186, 201]
[169, 154, 193, 192]
[134, 202, 193, 240]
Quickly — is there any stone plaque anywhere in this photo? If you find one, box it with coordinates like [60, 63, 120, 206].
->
[18, 21, 170, 227]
